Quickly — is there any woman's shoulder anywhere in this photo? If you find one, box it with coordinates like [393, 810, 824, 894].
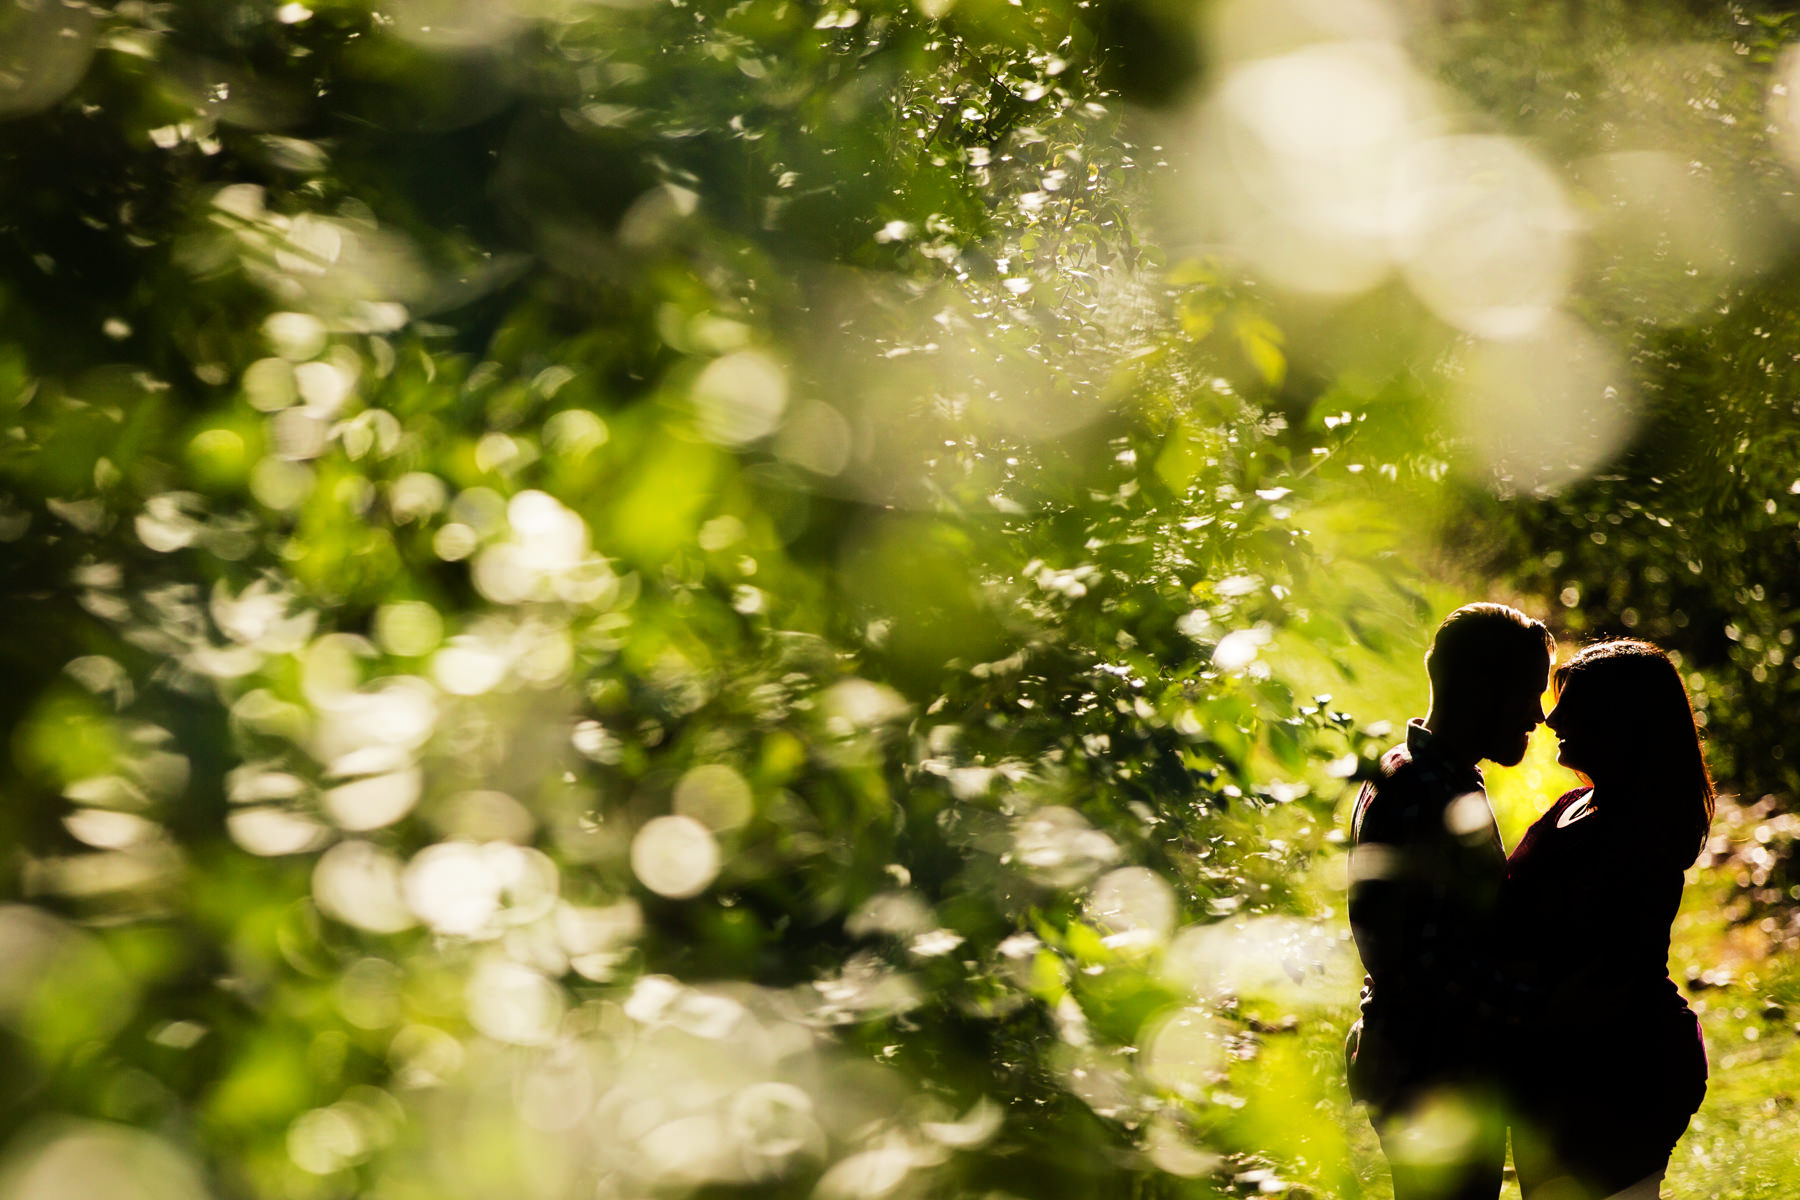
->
[1508, 788, 1594, 865]
[1552, 786, 1596, 819]
[1539, 787, 1594, 825]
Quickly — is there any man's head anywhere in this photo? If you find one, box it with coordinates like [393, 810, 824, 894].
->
[1425, 603, 1554, 766]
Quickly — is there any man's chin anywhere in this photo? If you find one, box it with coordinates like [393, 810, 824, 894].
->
[1489, 739, 1530, 767]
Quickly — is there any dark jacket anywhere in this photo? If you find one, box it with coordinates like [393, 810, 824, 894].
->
[1346, 720, 1509, 1109]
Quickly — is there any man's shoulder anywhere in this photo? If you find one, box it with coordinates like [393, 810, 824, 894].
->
[1374, 740, 1415, 780]
[1352, 741, 1435, 845]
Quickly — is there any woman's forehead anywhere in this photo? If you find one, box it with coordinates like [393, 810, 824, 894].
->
[1551, 669, 1601, 702]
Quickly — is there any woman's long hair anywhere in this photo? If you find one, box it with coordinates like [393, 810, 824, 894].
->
[1553, 639, 1715, 866]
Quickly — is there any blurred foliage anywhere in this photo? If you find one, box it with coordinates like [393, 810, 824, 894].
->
[0, 2, 1383, 1198]
[5, 0, 1800, 1197]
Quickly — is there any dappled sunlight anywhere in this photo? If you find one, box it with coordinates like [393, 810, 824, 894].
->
[1580, 148, 1764, 325]
[1150, 0, 1800, 496]
[1391, 134, 1578, 341]
[1190, 36, 1434, 299]
[0, 1120, 211, 1200]
[0, 0, 96, 121]
[1446, 313, 1636, 494]
[1181, 0, 1586, 346]
[629, 815, 722, 899]
[1165, 914, 1359, 1009]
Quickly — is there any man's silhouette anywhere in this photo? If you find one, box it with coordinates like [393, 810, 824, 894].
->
[1346, 603, 1553, 1200]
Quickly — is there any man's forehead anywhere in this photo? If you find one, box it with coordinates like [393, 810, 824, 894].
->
[1508, 648, 1552, 684]
[1484, 645, 1550, 686]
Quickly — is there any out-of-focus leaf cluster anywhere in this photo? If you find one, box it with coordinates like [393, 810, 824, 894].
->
[0, 2, 1391, 1199]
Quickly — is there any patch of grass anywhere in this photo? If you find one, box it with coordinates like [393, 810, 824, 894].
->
[1661, 799, 1800, 1200]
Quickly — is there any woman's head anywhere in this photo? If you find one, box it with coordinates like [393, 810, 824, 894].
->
[1544, 639, 1714, 863]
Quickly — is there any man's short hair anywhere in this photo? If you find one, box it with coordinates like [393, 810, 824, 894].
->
[1425, 603, 1553, 693]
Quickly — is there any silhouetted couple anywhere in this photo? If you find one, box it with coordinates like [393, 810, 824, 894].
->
[1347, 604, 1714, 1200]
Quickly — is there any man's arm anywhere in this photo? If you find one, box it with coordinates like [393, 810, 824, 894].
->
[1347, 771, 1440, 989]
[1348, 766, 1496, 997]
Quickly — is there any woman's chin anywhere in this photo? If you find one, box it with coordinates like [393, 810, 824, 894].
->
[1556, 753, 1593, 783]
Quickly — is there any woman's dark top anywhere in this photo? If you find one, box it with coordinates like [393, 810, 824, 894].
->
[1501, 786, 1706, 1187]
[1505, 788, 1691, 1026]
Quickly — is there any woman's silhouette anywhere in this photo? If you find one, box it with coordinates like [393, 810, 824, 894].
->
[1503, 639, 1714, 1200]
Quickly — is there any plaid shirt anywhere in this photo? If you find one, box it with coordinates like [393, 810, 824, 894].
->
[1346, 720, 1509, 1106]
